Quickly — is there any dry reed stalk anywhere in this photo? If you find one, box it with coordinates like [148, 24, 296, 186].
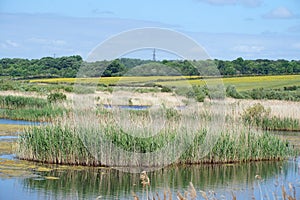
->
[288, 183, 296, 199]
[132, 191, 139, 200]
[282, 185, 287, 200]
[156, 192, 161, 200]
[176, 191, 186, 200]
[168, 189, 172, 200]
[188, 182, 197, 200]
[163, 190, 167, 200]
[199, 190, 208, 200]
[231, 191, 237, 200]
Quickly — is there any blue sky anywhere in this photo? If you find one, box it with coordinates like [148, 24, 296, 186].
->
[0, 0, 300, 60]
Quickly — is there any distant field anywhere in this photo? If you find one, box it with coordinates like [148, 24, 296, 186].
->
[30, 75, 300, 91]
[157, 75, 300, 91]
[29, 76, 198, 85]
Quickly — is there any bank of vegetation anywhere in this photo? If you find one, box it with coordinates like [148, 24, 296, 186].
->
[17, 105, 296, 166]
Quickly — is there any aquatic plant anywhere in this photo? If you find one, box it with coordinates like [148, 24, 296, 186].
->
[0, 95, 48, 109]
[0, 95, 67, 121]
[16, 105, 295, 166]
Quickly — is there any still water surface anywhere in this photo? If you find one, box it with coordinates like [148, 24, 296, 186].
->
[0, 159, 299, 199]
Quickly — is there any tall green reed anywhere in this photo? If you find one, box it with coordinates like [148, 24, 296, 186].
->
[16, 105, 296, 166]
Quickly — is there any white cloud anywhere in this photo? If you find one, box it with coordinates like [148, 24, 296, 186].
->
[28, 38, 67, 46]
[197, 0, 262, 7]
[263, 7, 296, 19]
[231, 45, 264, 53]
[0, 40, 19, 48]
[1, 13, 299, 60]
[6, 40, 19, 47]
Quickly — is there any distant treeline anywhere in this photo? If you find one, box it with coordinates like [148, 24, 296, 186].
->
[1, 55, 300, 78]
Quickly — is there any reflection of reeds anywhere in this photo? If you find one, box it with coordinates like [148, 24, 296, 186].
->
[134, 181, 297, 200]
[133, 181, 209, 200]
[20, 161, 297, 199]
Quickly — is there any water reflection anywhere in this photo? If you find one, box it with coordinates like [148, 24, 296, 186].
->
[18, 160, 299, 199]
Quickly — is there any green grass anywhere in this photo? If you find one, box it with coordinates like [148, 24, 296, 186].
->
[0, 107, 66, 122]
[0, 79, 74, 94]
[0, 95, 48, 109]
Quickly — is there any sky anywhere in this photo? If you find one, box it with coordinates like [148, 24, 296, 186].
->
[0, 0, 300, 60]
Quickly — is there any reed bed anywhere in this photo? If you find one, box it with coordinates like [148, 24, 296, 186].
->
[0, 95, 48, 109]
[0, 106, 66, 122]
[16, 104, 295, 167]
[0, 95, 66, 121]
[241, 103, 300, 131]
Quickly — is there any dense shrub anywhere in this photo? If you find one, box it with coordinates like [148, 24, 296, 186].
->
[226, 85, 244, 99]
[161, 86, 172, 92]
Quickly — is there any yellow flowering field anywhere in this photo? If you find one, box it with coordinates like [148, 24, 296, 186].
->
[156, 75, 300, 91]
[29, 75, 300, 91]
[29, 76, 200, 85]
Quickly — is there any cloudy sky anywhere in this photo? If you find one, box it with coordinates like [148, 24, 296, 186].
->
[0, 0, 299, 60]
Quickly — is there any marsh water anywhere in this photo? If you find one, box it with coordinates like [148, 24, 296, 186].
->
[0, 120, 299, 200]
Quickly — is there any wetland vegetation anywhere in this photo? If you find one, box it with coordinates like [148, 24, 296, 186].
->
[16, 104, 296, 167]
[0, 94, 67, 121]
[1, 56, 300, 199]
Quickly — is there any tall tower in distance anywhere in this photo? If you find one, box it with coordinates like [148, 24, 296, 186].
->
[152, 48, 156, 61]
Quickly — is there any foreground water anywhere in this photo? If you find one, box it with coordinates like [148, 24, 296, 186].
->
[0, 159, 299, 200]
[0, 120, 299, 199]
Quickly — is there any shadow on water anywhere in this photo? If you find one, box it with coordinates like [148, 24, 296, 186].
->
[10, 160, 299, 200]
